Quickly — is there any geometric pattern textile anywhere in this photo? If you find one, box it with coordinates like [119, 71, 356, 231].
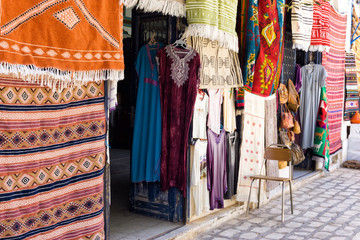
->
[344, 52, 360, 121]
[0, 1, 124, 90]
[0, 78, 106, 240]
[351, 7, 360, 94]
[321, 5, 347, 154]
[309, 0, 331, 52]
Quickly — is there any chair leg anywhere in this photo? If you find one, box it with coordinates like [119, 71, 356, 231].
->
[281, 182, 285, 223]
[246, 179, 255, 216]
[289, 180, 294, 214]
[258, 179, 261, 209]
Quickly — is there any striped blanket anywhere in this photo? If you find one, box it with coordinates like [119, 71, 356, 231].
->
[322, 6, 347, 154]
[344, 52, 360, 121]
[0, 78, 106, 239]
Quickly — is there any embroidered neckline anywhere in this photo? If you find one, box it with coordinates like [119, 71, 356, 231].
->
[165, 45, 196, 87]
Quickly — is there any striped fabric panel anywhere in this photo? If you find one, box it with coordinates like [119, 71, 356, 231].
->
[0, 78, 106, 240]
[291, 0, 313, 50]
[344, 53, 360, 121]
[322, 6, 347, 154]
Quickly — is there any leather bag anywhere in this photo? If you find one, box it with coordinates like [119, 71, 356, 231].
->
[280, 104, 294, 129]
[287, 79, 300, 112]
[293, 120, 301, 134]
[279, 83, 289, 104]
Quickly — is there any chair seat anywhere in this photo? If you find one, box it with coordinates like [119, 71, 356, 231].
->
[250, 175, 290, 182]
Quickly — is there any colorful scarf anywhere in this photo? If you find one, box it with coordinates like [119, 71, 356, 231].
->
[291, 0, 313, 51]
[188, 37, 243, 89]
[344, 52, 360, 121]
[124, 0, 185, 17]
[322, 5, 347, 154]
[312, 87, 330, 170]
[236, 91, 276, 203]
[0, 78, 106, 239]
[185, 0, 239, 52]
[310, 0, 331, 52]
[0, 1, 124, 91]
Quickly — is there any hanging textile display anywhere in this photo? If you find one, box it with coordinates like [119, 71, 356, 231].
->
[312, 87, 330, 170]
[309, 0, 331, 52]
[157, 45, 200, 196]
[192, 92, 209, 140]
[131, 43, 163, 182]
[344, 52, 360, 121]
[291, 0, 314, 51]
[0, 1, 124, 92]
[322, 5, 347, 154]
[187, 37, 243, 89]
[0, 78, 106, 239]
[351, 7, 360, 94]
[124, 0, 185, 17]
[185, 0, 239, 52]
[236, 91, 276, 203]
[224, 131, 239, 199]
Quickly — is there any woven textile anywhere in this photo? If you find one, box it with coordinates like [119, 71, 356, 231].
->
[236, 91, 276, 203]
[321, 6, 347, 154]
[0, 78, 106, 239]
[124, 0, 185, 17]
[188, 37, 243, 89]
[0, 1, 124, 91]
[291, 0, 313, 51]
[312, 87, 330, 170]
[310, 0, 331, 52]
[185, 0, 238, 52]
[344, 52, 360, 121]
[351, 7, 360, 93]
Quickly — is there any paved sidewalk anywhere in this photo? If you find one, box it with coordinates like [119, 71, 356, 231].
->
[197, 168, 360, 240]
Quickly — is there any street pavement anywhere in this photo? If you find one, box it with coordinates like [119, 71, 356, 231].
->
[197, 168, 360, 240]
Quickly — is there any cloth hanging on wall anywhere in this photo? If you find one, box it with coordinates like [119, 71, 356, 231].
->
[0, 1, 124, 92]
[192, 92, 209, 139]
[344, 52, 360, 121]
[157, 45, 200, 196]
[131, 44, 163, 182]
[187, 37, 243, 89]
[322, 5, 347, 154]
[124, 0, 185, 17]
[185, 0, 239, 52]
[0, 78, 106, 239]
[236, 91, 276, 203]
[312, 87, 330, 170]
[309, 0, 331, 52]
[291, 0, 314, 51]
[351, 7, 360, 94]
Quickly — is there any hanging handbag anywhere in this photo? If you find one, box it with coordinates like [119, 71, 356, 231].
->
[280, 104, 294, 129]
[278, 83, 289, 104]
[279, 128, 291, 146]
[293, 120, 301, 134]
[287, 79, 300, 112]
[291, 143, 306, 165]
[287, 130, 295, 142]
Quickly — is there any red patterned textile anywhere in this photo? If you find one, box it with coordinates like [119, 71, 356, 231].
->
[322, 6, 347, 154]
[310, 0, 331, 52]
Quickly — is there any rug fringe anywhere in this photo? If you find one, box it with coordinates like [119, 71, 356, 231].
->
[0, 63, 124, 92]
[185, 24, 239, 53]
[292, 43, 310, 51]
[309, 45, 330, 52]
[126, 0, 186, 17]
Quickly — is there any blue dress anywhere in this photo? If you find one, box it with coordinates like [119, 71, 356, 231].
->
[131, 43, 163, 182]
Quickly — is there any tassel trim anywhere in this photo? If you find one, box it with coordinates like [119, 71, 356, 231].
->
[185, 24, 239, 53]
[309, 45, 330, 52]
[125, 0, 186, 17]
[292, 42, 310, 52]
[0, 63, 124, 92]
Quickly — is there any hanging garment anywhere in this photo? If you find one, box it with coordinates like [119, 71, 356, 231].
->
[157, 45, 200, 196]
[0, 1, 124, 94]
[236, 91, 276, 203]
[192, 92, 209, 139]
[224, 131, 239, 199]
[207, 89, 224, 135]
[191, 140, 210, 216]
[207, 129, 227, 210]
[344, 52, 360, 121]
[187, 37, 243, 89]
[124, 0, 185, 17]
[223, 88, 237, 133]
[131, 43, 163, 182]
[0, 78, 106, 239]
[312, 87, 331, 170]
[322, 6, 347, 154]
[185, 0, 239, 52]
[291, 0, 314, 51]
[309, 0, 331, 52]
[299, 64, 327, 149]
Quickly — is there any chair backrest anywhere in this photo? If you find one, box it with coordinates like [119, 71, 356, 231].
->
[264, 147, 292, 162]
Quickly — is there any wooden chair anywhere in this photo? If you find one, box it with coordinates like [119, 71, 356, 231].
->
[245, 144, 293, 222]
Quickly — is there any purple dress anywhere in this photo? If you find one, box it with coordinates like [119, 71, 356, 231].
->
[207, 129, 227, 210]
